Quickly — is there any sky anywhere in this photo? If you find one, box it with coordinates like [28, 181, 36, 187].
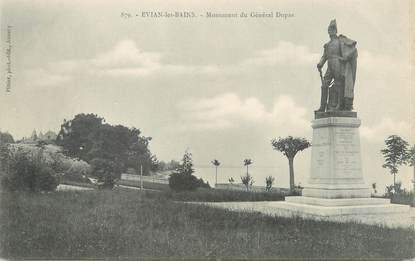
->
[1, 0, 414, 190]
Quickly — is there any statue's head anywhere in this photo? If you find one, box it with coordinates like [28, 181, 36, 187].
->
[327, 19, 337, 36]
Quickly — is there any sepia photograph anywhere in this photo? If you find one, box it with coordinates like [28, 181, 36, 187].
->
[1, 0, 414, 260]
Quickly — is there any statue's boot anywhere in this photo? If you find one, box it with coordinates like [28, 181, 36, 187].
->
[344, 98, 353, 111]
[316, 86, 328, 112]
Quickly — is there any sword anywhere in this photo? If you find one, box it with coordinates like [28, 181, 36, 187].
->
[318, 67, 324, 86]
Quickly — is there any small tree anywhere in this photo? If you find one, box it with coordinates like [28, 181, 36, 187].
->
[271, 136, 311, 192]
[381, 135, 409, 188]
[176, 150, 194, 176]
[265, 176, 275, 192]
[241, 172, 254, 191]
[243, 159, 253, 175]
[405, 145, 415, 192]
[169, 150, 208, 191]
[211, 159, 220, 186]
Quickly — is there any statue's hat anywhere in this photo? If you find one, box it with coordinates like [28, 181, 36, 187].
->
[328, 19, 337, 31]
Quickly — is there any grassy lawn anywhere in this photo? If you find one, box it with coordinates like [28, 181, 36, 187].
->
[1, 189, 414, 260]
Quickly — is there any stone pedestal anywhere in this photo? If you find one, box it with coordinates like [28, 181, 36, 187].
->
[302, 116, 371, 199]
[281, 114, 410, 216]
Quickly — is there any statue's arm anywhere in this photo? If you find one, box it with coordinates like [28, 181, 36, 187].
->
[317, 44, 327, 69]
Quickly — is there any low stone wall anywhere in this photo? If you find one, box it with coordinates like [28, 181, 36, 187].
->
[121, 173, 169, 184]
[215, 183, 267, 192]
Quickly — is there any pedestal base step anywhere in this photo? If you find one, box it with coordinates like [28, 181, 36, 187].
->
[286, 196, 390, 206]
[302, 187, 371, 199]
[282, 196, 410, 216]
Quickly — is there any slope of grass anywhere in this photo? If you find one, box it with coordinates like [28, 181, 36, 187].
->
[1, 189, 414, 260]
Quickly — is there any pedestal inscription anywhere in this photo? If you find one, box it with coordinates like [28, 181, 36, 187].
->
[302, 117, 370, 198]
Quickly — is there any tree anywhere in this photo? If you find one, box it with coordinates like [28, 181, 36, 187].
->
[381, 135, 409, 188]
[243, 159, 253, 175]
[405, 145, 415, 192]
[0, 131, 14, 144]
[31, 130, 38, 141]
[265, 176, 275, 192]
[271, 136, 311, 192]
[211, 159, 220, 186]
[168, 151, 208, 191]
[57, 113, 104, 159]
[176, 150, 194, 176]
[228, 177, 234, 184]
[56, 113, 156, 175]
[241, 172, 254, 191]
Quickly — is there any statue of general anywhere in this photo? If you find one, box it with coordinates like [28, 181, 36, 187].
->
[316, 19, 358, 112]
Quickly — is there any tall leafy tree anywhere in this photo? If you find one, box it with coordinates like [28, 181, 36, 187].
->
[271, 136, 311, 192]
[381, 135, 409, 188]
[0, 131, 14, 144]
[211, 159, 220, 186]
[56, 113, 156, 175]
[56, 114, 103, 159]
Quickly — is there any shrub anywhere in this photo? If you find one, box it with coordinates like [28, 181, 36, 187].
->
[265, 176, 275, 192]
[62, 160, 91, 183]
[391, 191, 415, 207]
[372, 182, 377, 194]
[168, 171, 200, 192]
[197, 178, 210, 189]
[240, 173, 254, 191]
[393, 181, 403, 194]
[168, 150, 210, 191]
[1, 149, 58, 192]
[291, 183, 304, 196]
[385, 184, 394, 197]
[228, 177, 234, 184]
[90, 158, 121, 189]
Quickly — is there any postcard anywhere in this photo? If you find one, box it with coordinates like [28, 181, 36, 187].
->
[1, 0, 414, 260]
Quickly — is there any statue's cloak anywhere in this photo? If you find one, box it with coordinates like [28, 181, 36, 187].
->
[339, 34, 358, 99]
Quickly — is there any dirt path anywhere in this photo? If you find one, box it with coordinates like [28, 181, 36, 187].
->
[199, 201, 415, 229]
